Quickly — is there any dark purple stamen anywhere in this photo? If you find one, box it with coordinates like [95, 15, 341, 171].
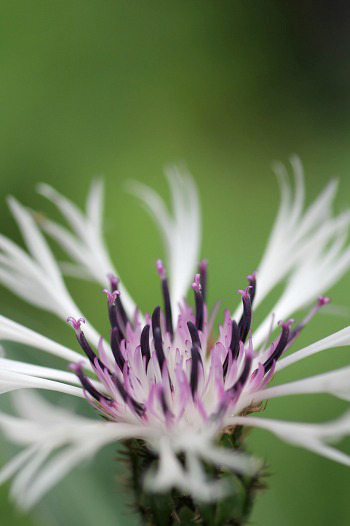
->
[288, 296, 331, 344]
[192, 274, 204, 331]
[140, 324, 151, 364]
[190, 344, 203, 399]
[67, 318, 107, 372]
[156, 260, 173, 338]
[152, 306, 166, 371]
[108, 274, 130, 331]
[110, 327, 125, 371]
[246, 272, 257, 305]
[237, 287, 252, 344]
[263, 321, 292, 373]
[198, 260, 208, 303]
[228, 350, 252, 395]
[187, 321, 202, 349]
[222, 319, 240, 377]
[70, 363, 111, 403]
[114, 375, 145, 417]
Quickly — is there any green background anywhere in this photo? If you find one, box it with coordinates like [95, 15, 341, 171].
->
[1, 2, 350, 525]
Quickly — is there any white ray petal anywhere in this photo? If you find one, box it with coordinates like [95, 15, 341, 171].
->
[0, 391, 156, 509]
[37, 181, 138, 320]
[250, 157, 344, 312]
[127, 167, 201, 318]
[277, 326, 350, 371]
[238, 366, 350, 411]
[7, 197, 62, 286]
[86, 178, 104, 234]
[229, 411, 350, 468]
[0, 315, 90, 366]
[0, 358, 81, 385]
[0, 370, 84, 397]
[254, 228, 350, 347]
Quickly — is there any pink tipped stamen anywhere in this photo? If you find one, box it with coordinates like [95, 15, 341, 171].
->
[192, 274, 202, 293]
[318, 296, 331, 307]
[66, 317, 85, 332]
[107, 273, 119, 290]
[102, 288, 120, 306]
[156, 259, 166, 280]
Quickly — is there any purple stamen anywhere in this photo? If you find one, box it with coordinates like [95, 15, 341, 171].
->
[246, 272, 257, 304]
[102, 289, 120, 306]
[66, 317, 85, 332]
[140, 324, 151, 364]
[156, 260, 173, 338]
[192, 274, 204, 331]
[223, 319, 240, 378]
[288, 296, 331, 343]
[190, 343, 203, 399]
[151, 306, 166, 371]
[69, 362, 111, 403]
[198, 259, 208, 303]
[263, 320, 293, 372]
[67, 317, 107, 371]
[110, 326, 125, 371]
[227, 346, 252, 395]
[108, 274, 129, 330]
[237, 286, 253, 343]
[187, 321, 202, 349]
[113, 375, 145, 417]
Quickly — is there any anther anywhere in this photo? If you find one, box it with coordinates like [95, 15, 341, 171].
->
[187, 321, 202, 349]
[237, 287, 252, 344]
[140, 324, 151, 364]
[156, 260, 173, 338]
[151, 306, 166, 371]
[192, 274, 204, 331]
[198, 260, 208, 303]
[263, 320, 293, 372]
[190, 343, 203, 399]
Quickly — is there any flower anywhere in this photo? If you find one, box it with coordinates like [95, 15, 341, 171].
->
[1, 159, 350, 510]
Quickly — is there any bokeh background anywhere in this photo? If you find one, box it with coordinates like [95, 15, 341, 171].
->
[1, 2, 350, 525]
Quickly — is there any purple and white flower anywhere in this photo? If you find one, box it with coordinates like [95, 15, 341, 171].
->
[1, 159, 350, 510]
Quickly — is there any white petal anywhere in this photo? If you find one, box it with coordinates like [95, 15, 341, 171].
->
[86, 178, 104, 235]
[7, 197, 62, 286]
[238, 366, 350, 410]
[0, 370, 84, 397]
[248, 158, 344, 315]
[0, 358, 81, 385]
[277, 326, 350, 371]
[0, 315, 90, 366]
[127, 167, 201, 317]
[37, 182, 138, 320]
[0, 391, 155, 508]
[229, 411, 350, 468]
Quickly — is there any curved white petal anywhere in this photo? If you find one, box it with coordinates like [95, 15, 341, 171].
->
[0, 370, 84, 397]
[127, 167, 201, 318]
[37, 180, 137, 320]
[0, 199, 101, 345]
[229, 412, 350, 468]
[238, 366, 350, 411]
[0, 315, 89, 366]
[253, 157, 342, 309]
[0, 391, 155, 509]
[277, 326, 350, 371]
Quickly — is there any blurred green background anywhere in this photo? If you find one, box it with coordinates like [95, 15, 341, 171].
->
[1, 1, 350, 525]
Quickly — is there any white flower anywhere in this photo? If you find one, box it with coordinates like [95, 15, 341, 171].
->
[1, 158, 350, 510]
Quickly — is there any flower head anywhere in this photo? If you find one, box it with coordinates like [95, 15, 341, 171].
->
[1, 159, 350, 509]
